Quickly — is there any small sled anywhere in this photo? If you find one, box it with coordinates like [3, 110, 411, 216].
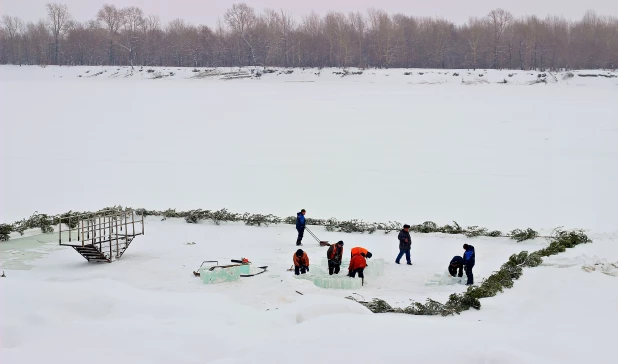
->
[306, 228, 329, 246]
[193, 259, 267, 278]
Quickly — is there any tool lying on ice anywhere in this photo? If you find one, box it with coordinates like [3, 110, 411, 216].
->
[306, 227, 330, 246]
[192, 258, 268, 278]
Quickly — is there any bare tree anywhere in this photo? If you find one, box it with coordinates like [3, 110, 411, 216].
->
[120, 6, 144, 67]
[1, 5, 616, 70]
[367, 9, 400, 67]
[45, 3, 71, 64]
[349, 12, 366, 67]
[224, 3, 258, 66]
[461, 17, 487, 70]
[97, 4, 124, 65]
[2, 15, 23, 64]
[279, 9, 295, 67]
[488, 9, 513, 69]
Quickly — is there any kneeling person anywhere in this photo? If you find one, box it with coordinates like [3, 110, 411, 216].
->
[293, 249, 310, 275]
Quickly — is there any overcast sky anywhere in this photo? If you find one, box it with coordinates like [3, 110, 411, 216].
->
[2, 0, 616, 26]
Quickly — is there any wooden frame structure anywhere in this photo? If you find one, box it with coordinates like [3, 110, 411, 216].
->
[58, 208, 144, 263]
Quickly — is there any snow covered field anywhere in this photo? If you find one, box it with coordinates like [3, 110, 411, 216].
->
[1, 65, 618, 363]
[1, 66, 618, 230]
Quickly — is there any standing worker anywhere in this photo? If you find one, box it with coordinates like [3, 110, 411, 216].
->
[462, 244, 475, 285]
[448, 255, 464, 278]
[293, 249, 310, 275]
[326, 241, 344, 275]
[348, 251, 368, 279]
[295, 209, 306, 246]
[396, 224, 412, 265]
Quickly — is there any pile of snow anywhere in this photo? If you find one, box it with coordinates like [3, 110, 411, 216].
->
[542, 254, 618, 277]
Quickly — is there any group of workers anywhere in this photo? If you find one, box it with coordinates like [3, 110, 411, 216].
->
[293, 241, 372, 279]
[293, 210, 477, 285]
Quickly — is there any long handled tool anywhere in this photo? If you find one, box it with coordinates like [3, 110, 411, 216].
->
[306, 227, 330, 246]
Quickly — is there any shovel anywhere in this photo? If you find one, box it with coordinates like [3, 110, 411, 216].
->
[306, 227, 330, 246]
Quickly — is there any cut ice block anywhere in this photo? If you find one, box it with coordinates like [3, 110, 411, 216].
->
[312, 275, 362, 290]
[239, 264, 250, 275]
[321, 257, 350, 269]
[425, 271, 467, 286]
[320, 257, 384, 278]
[364, 258, 385, 278]
[200, 265, 241, 284]
[292, 266, 325, 279]
[308, 266, 327, 275]
[293, 267, 362, 289]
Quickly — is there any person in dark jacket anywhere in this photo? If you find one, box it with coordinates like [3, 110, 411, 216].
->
[395, 224, 412, 265]
[326, 241, 344, 275]
[348, 252, 367, 279]
[462, 244, 475, 285]
[448, 256, 464, 277]
[295, 209, 306, 246]
[293, 249, 310, 275]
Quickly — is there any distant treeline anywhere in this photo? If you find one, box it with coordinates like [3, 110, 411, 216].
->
[1, 3, 617, 70]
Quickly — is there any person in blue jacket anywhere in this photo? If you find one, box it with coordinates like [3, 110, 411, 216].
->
[462, 244, 475, 285]
[295, 209, 306, 246]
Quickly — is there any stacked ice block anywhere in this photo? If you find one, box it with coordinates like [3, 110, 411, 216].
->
[294, 264, 365, 289]
[363, 258, 385, 278]
[321, 257, 350, 269]
[239, 264, 250, 275]
[200, 265, 241, 284]
[313, 275, 362, 289]
[294, 271, 363, 289]
[320, 257, 385, 278]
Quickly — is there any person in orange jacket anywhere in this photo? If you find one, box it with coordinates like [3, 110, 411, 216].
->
[348, 252, 368, 278]
[350, 247, 373, 260]
[293, 249, 310, 275]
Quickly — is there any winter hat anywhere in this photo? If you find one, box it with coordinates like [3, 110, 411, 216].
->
[463, 244, 469, 249]
[296, 249, 304, 257]
[337, 241, 344, 246]
[365, 252, 372, 259]
[403, 224, 410, 229]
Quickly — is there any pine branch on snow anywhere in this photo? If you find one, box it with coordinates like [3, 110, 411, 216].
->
[410, 221, 440, 233]
[347, 229, 591, 316]
[509, 228, 539, 242]
[0, 206, 582, 247]
[440, 221, 463, 234]
[244, 214, 281, 227]
[0, 224, 13, 241]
